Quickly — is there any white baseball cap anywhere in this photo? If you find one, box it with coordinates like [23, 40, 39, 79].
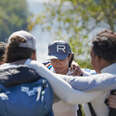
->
[8, 30, 36, 50]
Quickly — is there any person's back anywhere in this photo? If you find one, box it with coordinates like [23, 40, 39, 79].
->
[0, 66, 53, 116]
[0, 30, 54, 116]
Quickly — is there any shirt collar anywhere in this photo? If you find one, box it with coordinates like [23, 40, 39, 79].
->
[101, 63, 116, 74]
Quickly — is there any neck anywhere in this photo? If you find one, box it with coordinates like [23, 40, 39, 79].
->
[99, 61, 111, 73]
[11, 59, 27, 65]
[55, 67, 68, 75]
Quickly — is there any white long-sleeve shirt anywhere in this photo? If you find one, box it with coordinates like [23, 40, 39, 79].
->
[26, 60, 116, 116]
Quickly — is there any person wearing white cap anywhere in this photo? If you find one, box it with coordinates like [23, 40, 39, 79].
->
[6, 30, 36, 61]
[0, 30, 54, 116]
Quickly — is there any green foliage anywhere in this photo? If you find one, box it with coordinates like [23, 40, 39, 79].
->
[0, 0, 29, 41]
[29, 0, 116, 67]
[77, 59, 92, 69]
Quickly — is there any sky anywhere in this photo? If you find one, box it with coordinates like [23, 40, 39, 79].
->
[27, 0, 52, 3]
[27, 0, 54, 62]
[28, 0, 48, 2]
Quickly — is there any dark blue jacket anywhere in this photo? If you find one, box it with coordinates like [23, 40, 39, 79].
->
[0, 65, 54, 116]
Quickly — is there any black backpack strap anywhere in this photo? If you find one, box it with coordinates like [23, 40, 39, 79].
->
[88, 102, 97, 116]
[77, 104, 83, 116]
[0, 65, 41, 87]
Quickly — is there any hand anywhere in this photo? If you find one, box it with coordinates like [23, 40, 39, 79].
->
[108, 92, 116, 108]
[70, 62, 83, 76]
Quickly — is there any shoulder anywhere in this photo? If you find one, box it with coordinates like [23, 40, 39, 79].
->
[82, 68, 96, 76]
[0, 63, 17, 70]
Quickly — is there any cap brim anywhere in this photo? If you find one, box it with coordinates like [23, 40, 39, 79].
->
[47, 54, 68, 60]
[47, 56, 59, 60]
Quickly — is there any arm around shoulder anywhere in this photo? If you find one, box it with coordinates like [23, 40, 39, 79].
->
[27, 62, 103, 104]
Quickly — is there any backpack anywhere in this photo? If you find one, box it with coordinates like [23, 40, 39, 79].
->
[0, 65, 54, 116]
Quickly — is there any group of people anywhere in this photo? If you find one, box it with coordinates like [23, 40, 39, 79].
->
[0, 29, 116, 116]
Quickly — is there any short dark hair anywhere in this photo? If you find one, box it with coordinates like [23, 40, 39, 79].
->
[68, 53, 74, 67]
[4, 36, 34, 63]
[92, 30, 116, 63]
[0, 42, 6, 62]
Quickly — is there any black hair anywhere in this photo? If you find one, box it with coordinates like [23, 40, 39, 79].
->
[68, 53, 74, 67]
[0, 42, 6, 62]
[92, 30, 116, 63]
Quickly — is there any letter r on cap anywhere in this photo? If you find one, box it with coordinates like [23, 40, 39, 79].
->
[57, 45, 66, 53]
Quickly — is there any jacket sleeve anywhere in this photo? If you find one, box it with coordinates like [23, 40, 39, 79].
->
[27, 61, 103, 105]
[61, 73, 116, 92]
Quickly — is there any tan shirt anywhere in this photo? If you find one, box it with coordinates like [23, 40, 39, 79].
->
[53, 101, 77, 116]
[53, 69, 78, 116]
[45, 62, 78, 116]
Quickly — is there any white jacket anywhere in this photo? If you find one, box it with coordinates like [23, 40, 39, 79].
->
[26, 60, 116, 116]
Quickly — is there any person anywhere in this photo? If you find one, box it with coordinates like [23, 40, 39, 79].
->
[44, 41, 83, 116]
[47, 40, 83, 76]
[0, 30, 54, 116]
[0, 42, 6, 64]
[27, 30, 116, 116]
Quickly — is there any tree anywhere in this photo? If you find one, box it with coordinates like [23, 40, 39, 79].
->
[0, 0, 29, 41]
[29, 0, 116, 68]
